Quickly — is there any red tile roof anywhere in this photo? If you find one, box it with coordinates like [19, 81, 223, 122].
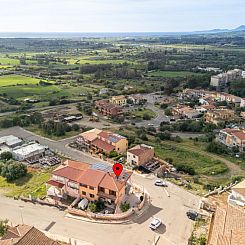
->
[53, 166, 83, 182]
[0, 225, 58, 245]
[209, 205, 245, 245]
[65, 159, 90, 171]
[92, 138, 115, 153]
[99, 173, 125, 192]
[78, 169, 106, 187]
[46, 180, 65, 189]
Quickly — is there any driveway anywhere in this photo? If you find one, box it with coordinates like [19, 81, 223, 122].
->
[0, 127, 201, 245]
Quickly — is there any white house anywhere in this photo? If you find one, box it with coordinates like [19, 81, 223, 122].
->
[228, 180, 245, 207]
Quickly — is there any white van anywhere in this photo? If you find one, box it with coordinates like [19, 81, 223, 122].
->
[78, 198, 89, 210]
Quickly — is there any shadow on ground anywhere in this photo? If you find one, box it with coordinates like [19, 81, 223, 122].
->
[133, 204, 162, 224]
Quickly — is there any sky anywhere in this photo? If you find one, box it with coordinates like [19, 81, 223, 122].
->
[0, 0, 244, 32]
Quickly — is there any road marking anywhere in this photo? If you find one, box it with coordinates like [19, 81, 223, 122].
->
[163, 187, 170, 197]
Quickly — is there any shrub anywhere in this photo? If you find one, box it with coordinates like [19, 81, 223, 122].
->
[120, 202, 130, 212]
[88, 202, 97, 213]
[1, 162, 27, 182]
[176, 164, 196, 175]
[109, 150, 118, 158]
[0, 152, 12, 161]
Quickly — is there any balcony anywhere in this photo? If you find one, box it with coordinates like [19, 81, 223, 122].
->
[98, 191, 116, 201]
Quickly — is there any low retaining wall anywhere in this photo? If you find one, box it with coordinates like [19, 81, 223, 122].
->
[67, 191, 149, 221]
[67, 207, 135, 221]
[20, 196, 67, 210]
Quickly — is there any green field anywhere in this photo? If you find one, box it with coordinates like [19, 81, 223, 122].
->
[68, 58, 134, 65]
[0, 75, 41, 87]
[0, 57, 20, 65]
[0, 169, 51, 198]
[132, 108, 156, 119]
[149, 71, 203, 78]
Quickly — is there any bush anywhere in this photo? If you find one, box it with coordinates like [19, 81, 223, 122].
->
[120, 202, 130, 212]
[143, 113, 151, 120]
[88, 202, 97, 213]
[0, 152, 12, 161]
[109, 150, 118, 158]
[206, 142, 229, 155]
[176, 164, 196, 175]
[0, 219, 8, 236]
[1, 162, 27, 182]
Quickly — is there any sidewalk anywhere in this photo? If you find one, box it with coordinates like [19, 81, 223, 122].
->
[43, 230, 94, 245]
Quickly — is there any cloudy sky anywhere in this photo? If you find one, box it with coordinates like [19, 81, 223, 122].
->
[0, 0, 244, 32]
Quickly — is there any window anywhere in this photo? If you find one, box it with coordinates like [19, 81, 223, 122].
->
[109, 190, 116, 196]
[99, 187, 105, 193]
[90, 194, 95, 198]
[68, 182, 78, 189]
[89, 186, 95, 190]
[80, 184, 88, 188]
[82, 191, 86, 196]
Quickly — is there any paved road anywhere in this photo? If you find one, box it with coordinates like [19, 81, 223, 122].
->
[0, 127, 201, 245]
[0, 126, 99, 164]
[0, 174, 200, 245]
[136, 94, 170, 128]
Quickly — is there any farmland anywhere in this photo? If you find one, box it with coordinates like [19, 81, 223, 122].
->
[149, 71, 203, 78]
[0, 75, 41, 87]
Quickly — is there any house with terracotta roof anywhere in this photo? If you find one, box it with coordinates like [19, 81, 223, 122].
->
[46, 160, 132, 205]
[95, 99, 123, 116]
[0, 224, 59, 245]
[109, 95, 127, 106]
[208, 179, 245, 245]
[127, 144, 154, 166]
[217, 127, 245, 152]
[76, 129, 128, 154]
[204, 109, 238, 125]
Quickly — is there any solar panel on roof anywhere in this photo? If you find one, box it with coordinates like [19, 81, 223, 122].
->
[91, 163, 130, 180]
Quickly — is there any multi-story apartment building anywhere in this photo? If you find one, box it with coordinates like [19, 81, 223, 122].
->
[77, 128, 128, 154]
[210, 69, 242, 89]
[109, 95, 127, 106]
[46, 160, 132, 205]
[204, 109, 237, 125]
[217, 128, 245, 152]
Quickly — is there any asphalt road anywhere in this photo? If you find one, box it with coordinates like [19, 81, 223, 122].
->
[136, 94, 170, 128]
[0, 127, 201, 245]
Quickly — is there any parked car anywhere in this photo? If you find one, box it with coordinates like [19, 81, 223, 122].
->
[78, 198, 89, 210]
[149, 217, 162, 230]
[186, 210, 199, 221]
[154, 179, 168, 187]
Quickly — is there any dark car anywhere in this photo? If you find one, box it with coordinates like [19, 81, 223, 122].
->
[186, 210, 199, 221]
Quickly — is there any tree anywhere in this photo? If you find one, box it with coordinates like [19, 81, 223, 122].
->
[0, 219, 8, 236]
[0, 152, 12, 161]
[1, 162, 27, 182]
[142, 113, 151, 120]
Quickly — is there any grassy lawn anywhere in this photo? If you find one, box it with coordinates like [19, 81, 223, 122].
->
[0, 57, 20, 65]
[149, 71, 203, 78]
[25, 125, 80, 141]
[132, 108, 156, 119]
[0, 169, 51, 198]
[152, 142, 228, 176]
[0, 75, 41, 87]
